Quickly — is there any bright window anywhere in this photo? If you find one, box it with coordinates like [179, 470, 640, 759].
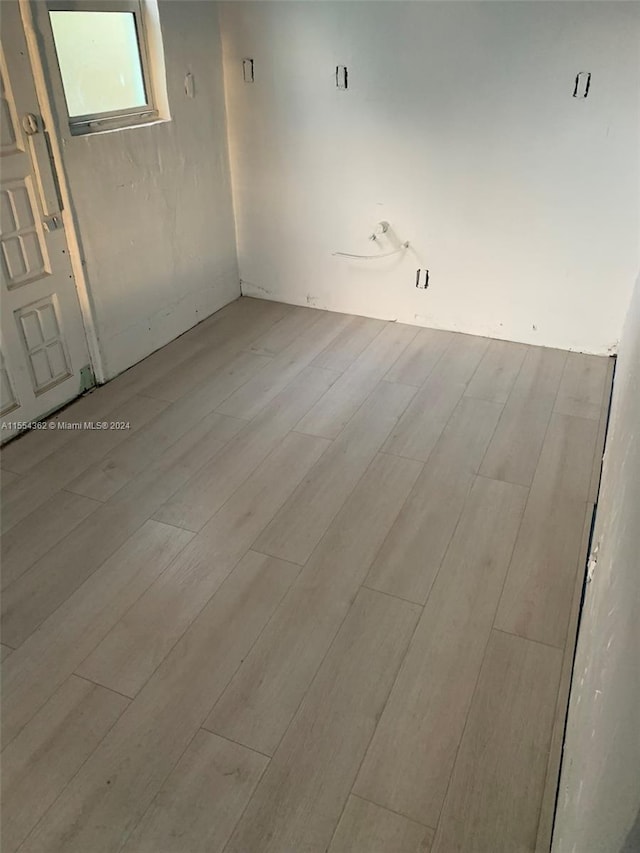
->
[48, 1, 157, 133]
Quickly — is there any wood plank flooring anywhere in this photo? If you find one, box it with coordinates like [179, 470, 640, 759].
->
[0, 297, 612, 852]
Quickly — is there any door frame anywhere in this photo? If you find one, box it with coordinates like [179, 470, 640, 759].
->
[16, 0, 105, 384]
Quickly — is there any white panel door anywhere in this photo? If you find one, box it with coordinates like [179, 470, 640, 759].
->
[1, 1, 91, 442]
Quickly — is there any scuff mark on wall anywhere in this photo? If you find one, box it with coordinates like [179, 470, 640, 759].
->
[241, 279, 272, 296]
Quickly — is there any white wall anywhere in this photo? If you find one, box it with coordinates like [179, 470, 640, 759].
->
[40, 0, 239, 379]
[220, 1, 640, 354]
[553, 272, 640, 852]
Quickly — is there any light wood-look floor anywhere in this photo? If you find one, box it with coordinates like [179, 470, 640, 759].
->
[0, 297, 612, 853]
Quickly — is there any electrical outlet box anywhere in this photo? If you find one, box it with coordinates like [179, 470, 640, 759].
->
[415, 269, 429, 289]
[243, 58, 254, 83]
[573, 71, 591, 98]
[336, 65, 348, 90]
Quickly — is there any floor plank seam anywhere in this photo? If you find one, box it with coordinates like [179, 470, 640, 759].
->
[123, 547, 299, 850]
[308, 314, 385, 374]
[208, 456, 427, 763]
[58, 532, 299, 853]
[520, 356, 575, 482]
[349, 792, 437, 833]
[429, 623, 504, 843]
[379, 375, 422, 388]
[474, 472, 531, 490]
[492, 625, 565, 652]
[167, 349, 276, 410]
[145, 424, 259, 531]
[247, 547, 306, 568]
[409, 471, 484, 611]
[210, 574, 345, 853]
[360, 584, 425, 608]
[63, 388, 169, 469]
[1, 514, 150, 653]
[223, 572, 372, 779]
[241, 314, 322, 362]
[1, 466, 22, 476]
[397, 327, 457, 388]
[485, 405, 557, 627]
[95, 543, 275, 704]
[130, 390, 178, 403]
[428, 472, 532, 841]
[253, 389, 415, 564]
[21, 379, 242, 523]
[13, 674, 132, 851]
[81, 436, 327, 699]
[158, 366, 347, 532]
[4, 527, 199, 738]
[456, 340, 490, 393]
[133, 306, 288, 411]
[373, 445, 433, 464]
[148, 430, 267, 532]
[199, 551, 306, 741]
[214, 311, 352, 422]
[331, 589, 427, 850]
[376, 325, 422, 380]
[291, 369, 414, 444]
[486, 438, 570, 849]
[120, 721, 207, 853]
[471, 390, 518, 481]
[198, 726, 274, 760]
[463, 390, 512, 405]
[213, 736, 273, 853]
[387, 367, 499, 472]
[145, 517, 201, 534]
[1, 522, 192, 749]
[60, 486, 107, 503]
[73, 672, 136, 702]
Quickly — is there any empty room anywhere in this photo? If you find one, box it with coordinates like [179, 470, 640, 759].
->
[0, 1, 638, 851]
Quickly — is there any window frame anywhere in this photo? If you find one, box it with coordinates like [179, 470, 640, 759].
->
[47, 0, 158, 134]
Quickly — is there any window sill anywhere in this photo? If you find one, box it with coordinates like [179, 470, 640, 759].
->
[69, 113, 170, 137]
